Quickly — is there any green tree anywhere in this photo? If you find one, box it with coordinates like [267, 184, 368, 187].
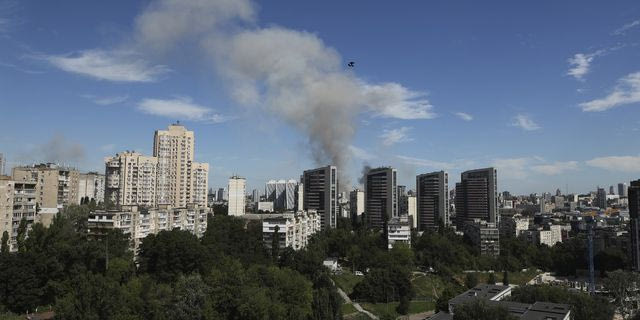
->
[436, 287, 456, 312]
[272, 224, 280, 262]
[0, 231, 8, 253]
[138, 230, 210, 282]
[465, 273, 478, 289]
[602, 270, 640, 319]
[15, 217, 28, 253]
[487, 272, 497, 285]
[453, 299, 517, 320]
[502, 271, 509, 286]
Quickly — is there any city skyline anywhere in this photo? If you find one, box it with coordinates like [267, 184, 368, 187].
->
[1, 1, 640, 194]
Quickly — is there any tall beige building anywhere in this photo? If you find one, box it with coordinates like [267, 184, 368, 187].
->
[12, 163, 79, 211]
[105, 124, 209, 209]
[228, 176, 246, 216]
[105, 151, 158, 208]
[153, 124, 208, 207]
[78, 172, 105, 204]
[0, 175, 37, 251]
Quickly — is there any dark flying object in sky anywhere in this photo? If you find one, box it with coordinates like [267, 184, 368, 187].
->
[347, 61, 355, 67]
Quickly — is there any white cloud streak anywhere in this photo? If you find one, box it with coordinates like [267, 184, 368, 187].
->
[567, 53, 596, 81]
[612, 19, 640, 35]
[531, 161, 579, 175]
[45, 50, 170, 82]
[380, 127, 413, 146]
[455, 112, 473, 121]
[349, 145, 376, 161]
[395, 155, 455, 170]
[82, 94, 129, 106]
[586, 155, 640, 172]
[511, 114, 540, 131]
[579, 71, 640, 112]
[137, 97, 231, 123]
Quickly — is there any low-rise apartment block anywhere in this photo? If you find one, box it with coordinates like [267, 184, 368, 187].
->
[388, 215, 412, 249]
[261, 210, 321, 251]
[87, 204, 208, 251]
[463, 219, 500, 256]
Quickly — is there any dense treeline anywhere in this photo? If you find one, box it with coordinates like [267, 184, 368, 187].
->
[0, 205, 343, 319]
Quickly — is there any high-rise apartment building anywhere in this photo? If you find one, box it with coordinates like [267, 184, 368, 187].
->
[455, 167, 498, 230]
[105, 124, 208, 208]
[595, 187, 607, 209]
[0, 175, 37, 251]
[303, 165, 338, 230]
[153, 124, 208, 207]
[349, 189, 365, 219]
[416, 171, 449, 231]
[12, 163, 79, 212]
[265, 179, 298, 211]
[618, 183, 628, 197]
[105, 151, 158, 208]
[228, 176, 246, 216]
[629, 180, 640, 272]
[364, 167, 397, 229]
[78, 172, 105, 204]
[0, 153, 5, 175]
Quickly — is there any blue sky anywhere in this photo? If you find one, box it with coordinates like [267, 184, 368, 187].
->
[1, 0, 639, 195]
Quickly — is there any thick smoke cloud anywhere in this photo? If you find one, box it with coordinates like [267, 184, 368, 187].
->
[18, 134, 85, 165]
[48, 0, 436, 188]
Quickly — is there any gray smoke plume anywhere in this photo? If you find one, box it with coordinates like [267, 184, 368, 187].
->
[18, 134, 85, 165]
[358, 164, 372, 186]
[45, 0, 437, 189]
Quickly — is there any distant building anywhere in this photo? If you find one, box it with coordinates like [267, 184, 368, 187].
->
[228, 176, 246, 216]
[349, 189, 365, 219]
[12, 163, 79, 212]
[77, 172, 105, 204]
[87, 204, 207, 251]
[618, 183, 628, 198]
[520, 225, 562, 247]
[455, 168, 498, 230]
[0, 153, 5, 175]
[251, 189, 261, 204]
[407, 195, 417, 229]
[629, 180, 640, 272]
[387, 216, 411, 249]
[463, 219, 500, 256]
[609, 185, 615, 195]
[217, 188, 227, 202]
[261, 210, 321, 251]
[265, 179, 298, 211]
[416, 171, 449, 231]
[364, 167, 398, 229]
[596, 187, 607, 209]
[500, 215, 529, 238]
[257, 201, 274, 212]
[303, 165, 338, 230]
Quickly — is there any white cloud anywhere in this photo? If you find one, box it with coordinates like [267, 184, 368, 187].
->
[579, 71, 640, 112]
[586, 155, 640, 172]
[380, 127, 413, 146]
[349, 145, 376, 161]
[45, 49, 170, 82]
[492, 157, 531, 179]
[531, 161, 579, 175]
[82, 94, 128, 106]
[511, 114, 540, 131]
[137, 97, 231, 123]
[396, 155, 455, 170]
[567, 53, 596, 81]
[613, 19, 640, 35]
[362, 83, 436, 119]
[455, 112, 473, 121]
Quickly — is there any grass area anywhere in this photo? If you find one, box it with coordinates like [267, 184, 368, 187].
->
[360, 301, 434, 318]
[455, 268, 540, 286]
[332, 273, 363, 295]
[412, 274, 452, 300]
[341, 303, 358, 315]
